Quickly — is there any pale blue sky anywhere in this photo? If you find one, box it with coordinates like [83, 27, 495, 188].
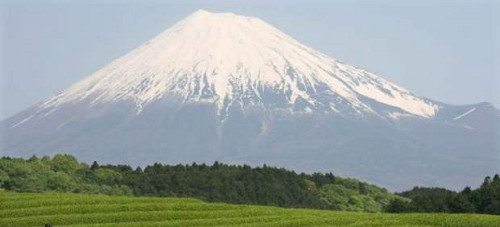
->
[1, 0, 499, 120]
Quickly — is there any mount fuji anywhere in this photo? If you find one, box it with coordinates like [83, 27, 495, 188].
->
[1, 10, 499, 190]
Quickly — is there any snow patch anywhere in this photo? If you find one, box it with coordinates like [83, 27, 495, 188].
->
[453, 108, 476, 120]
[10, 115, 33, 128]
[387, 112, 413, 120]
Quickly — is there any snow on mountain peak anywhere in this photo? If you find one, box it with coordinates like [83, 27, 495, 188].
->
[40, 10, 437, 118]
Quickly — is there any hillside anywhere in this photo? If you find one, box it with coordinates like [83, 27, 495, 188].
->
[1, 192, 499, 227]
[0, 154, 402, 213]
[2, 154, 499, 215]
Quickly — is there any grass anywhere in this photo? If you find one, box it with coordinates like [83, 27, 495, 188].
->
[1, 192, 499, 226]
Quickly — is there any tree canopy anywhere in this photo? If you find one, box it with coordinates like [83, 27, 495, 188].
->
[1, 154, 498, 214]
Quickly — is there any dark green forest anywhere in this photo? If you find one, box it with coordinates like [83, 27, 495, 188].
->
[386, 176, 500, 214]
[0, 154, 498, 214]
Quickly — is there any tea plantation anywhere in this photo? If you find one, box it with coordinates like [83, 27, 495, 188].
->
[1, 192, 499, 226]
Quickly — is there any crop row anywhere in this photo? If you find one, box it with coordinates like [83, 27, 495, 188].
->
[65, 215, 318, 227]
[0, 202, 255, 218]
[0, 195, 201, 210]
[1, 208, 316, 226]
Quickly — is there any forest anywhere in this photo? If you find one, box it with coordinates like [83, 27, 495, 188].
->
[0, 154, 498, 214]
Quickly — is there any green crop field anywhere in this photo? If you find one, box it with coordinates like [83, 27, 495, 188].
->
[1, 192, 499, 226]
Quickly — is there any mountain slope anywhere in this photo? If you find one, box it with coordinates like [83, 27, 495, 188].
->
[36, 10, 436, 119]
[1, 10, 498, 191]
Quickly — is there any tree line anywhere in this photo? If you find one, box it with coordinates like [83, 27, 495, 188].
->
[386, 175, 500, 214]
[0, 154, 498, 214]
[0, 154, 399, 212]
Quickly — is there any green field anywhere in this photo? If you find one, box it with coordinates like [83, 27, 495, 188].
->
[1, 192, 499, 226]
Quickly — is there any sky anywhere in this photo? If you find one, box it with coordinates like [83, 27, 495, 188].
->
[0, 0, 499, 120]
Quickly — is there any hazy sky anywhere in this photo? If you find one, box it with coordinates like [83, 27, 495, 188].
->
[1, 0, 499, 120]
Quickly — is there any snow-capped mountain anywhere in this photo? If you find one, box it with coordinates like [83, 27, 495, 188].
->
[1, 10, 499, 191]
[39, 10, 436, 119]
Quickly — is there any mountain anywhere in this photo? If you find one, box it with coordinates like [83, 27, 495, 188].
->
[1, 10, 499, 191]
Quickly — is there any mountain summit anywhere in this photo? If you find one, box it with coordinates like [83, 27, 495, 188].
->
[41, 10, 435, 118]
[2, 10, 499, 191]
